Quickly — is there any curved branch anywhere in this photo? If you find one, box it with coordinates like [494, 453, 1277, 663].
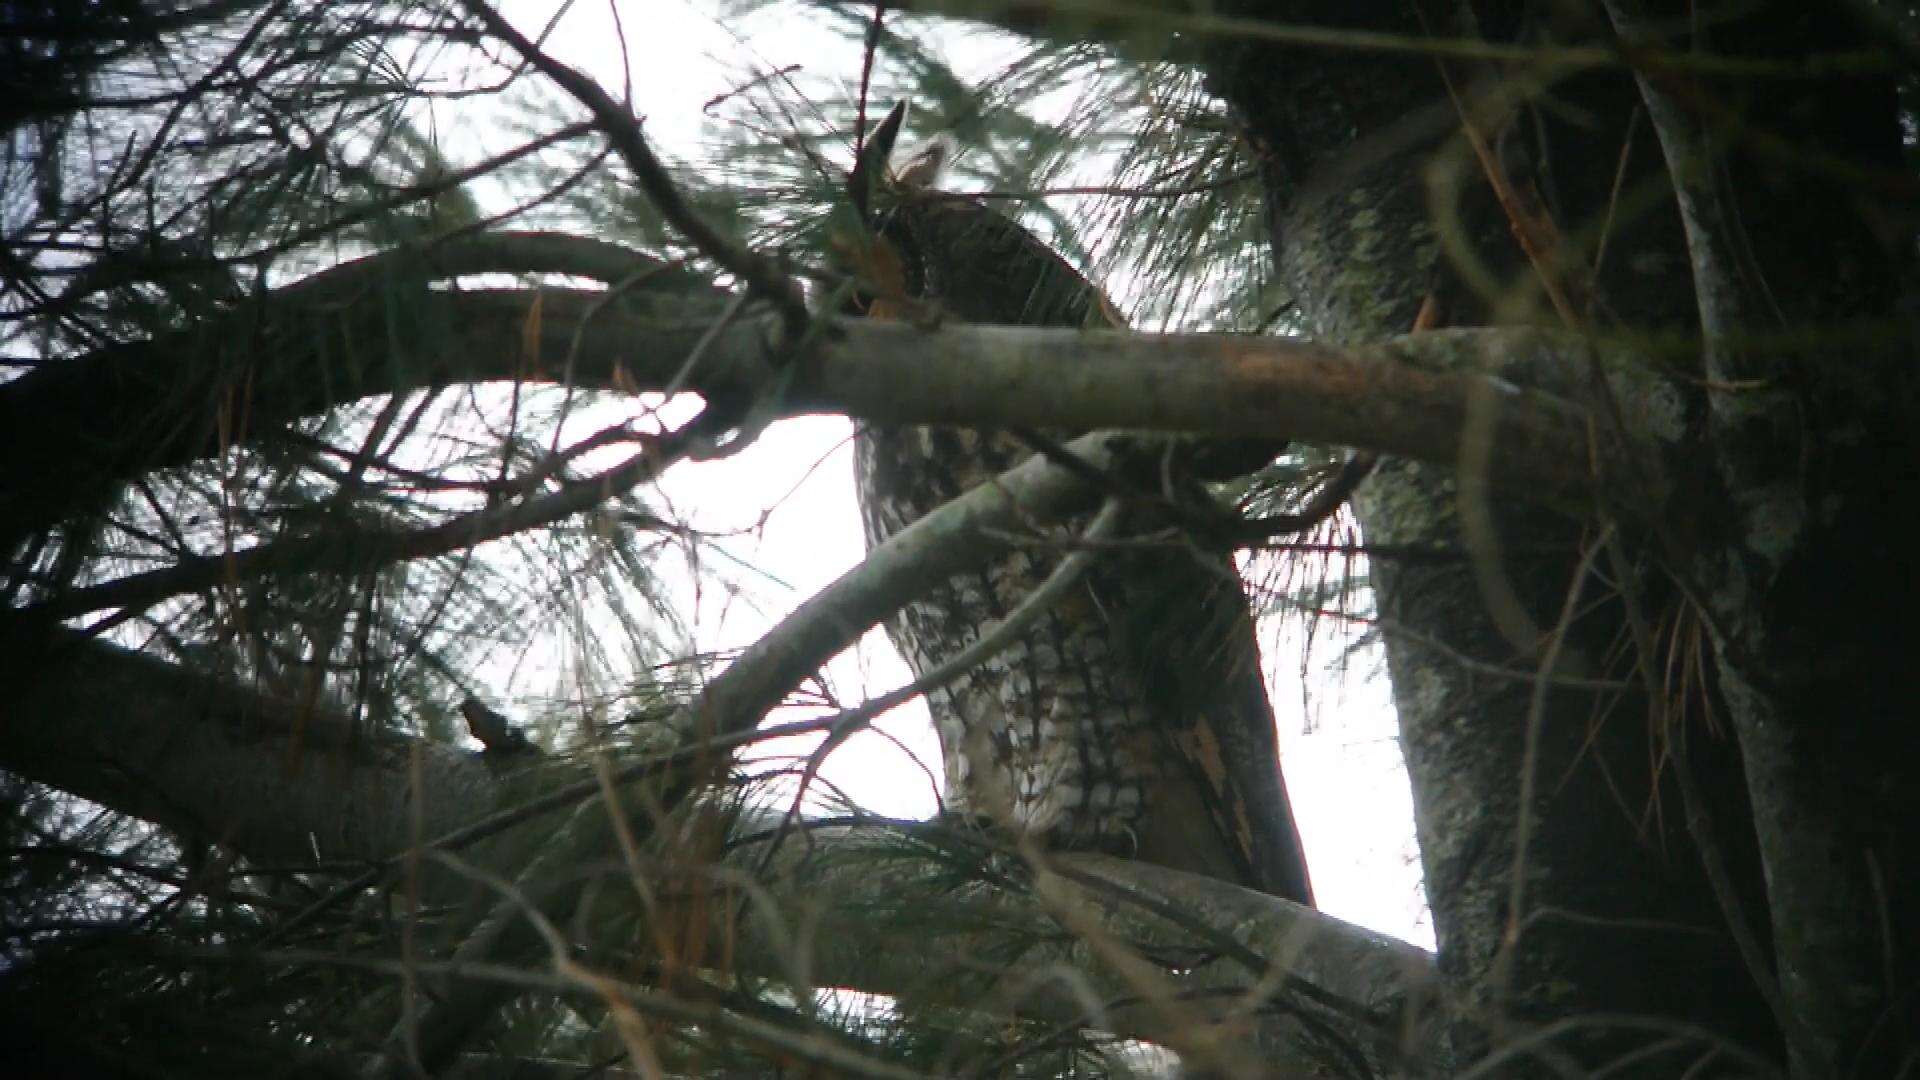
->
[2, 230, 1625, 566]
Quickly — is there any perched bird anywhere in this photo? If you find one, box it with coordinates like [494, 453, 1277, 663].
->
[460, 697, 534, 755]
[845, 104, 1312, 904]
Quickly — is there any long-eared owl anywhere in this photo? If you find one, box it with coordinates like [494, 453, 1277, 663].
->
[846, 104, 1312, 904]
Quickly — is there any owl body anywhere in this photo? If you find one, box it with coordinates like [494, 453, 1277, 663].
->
[856, 422, 1153, 843]
[850, 171, 1313, 904]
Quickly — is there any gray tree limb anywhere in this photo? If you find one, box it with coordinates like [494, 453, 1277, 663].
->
[2, 232, 1645, 565]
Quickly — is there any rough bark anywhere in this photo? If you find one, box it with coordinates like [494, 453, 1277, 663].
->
[1600, 4, 1920, 1074]
[1190, 0, 1811, 1072]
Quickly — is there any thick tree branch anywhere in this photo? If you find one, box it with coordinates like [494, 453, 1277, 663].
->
[738, 828, 1440, 1076]
[1, 625, 1438, 1071]
[2, 231, 1645, 569]
[0, 629, 497, 865]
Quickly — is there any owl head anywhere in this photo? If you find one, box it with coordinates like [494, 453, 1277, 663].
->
[890, 132, 955, 190]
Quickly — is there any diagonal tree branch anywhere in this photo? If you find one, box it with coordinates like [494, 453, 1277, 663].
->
[1, 622, 1440, 1073]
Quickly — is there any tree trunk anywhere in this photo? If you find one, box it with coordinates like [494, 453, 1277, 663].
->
[1182, 0, 1889, 1060]
[1194, 0, 1914, 1073]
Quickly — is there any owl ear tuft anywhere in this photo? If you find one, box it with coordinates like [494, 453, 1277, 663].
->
[849, 100, 910, 222]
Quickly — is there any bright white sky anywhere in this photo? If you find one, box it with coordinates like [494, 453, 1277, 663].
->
[493, 0, 1431, 948]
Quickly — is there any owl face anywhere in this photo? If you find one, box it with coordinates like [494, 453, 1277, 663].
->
[889, 134, 955, 191]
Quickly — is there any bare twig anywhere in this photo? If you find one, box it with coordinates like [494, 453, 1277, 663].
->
[1493, 524, 1615, 1011]
[19, 429, 694, 625]
[456, 0, 811, 337]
